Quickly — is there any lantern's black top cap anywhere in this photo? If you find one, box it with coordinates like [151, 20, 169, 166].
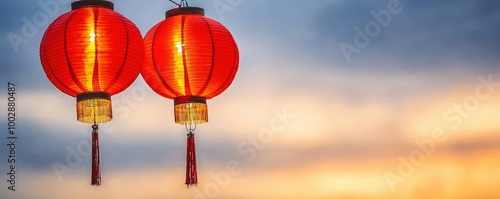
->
[72, 0, 114, 10]
[166, 7, 205, 18]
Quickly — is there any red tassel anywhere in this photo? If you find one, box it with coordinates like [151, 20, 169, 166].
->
[91, 124, 101, 186]
[185, 133, 197, 187]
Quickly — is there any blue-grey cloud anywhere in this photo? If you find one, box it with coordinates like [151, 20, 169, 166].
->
[311, 0, 500, 68]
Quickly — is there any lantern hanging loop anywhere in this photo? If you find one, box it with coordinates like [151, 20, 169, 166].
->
[181, 0, 189, 7]
[92, 122, 98, 132]
[168, 0, 189, 7]
[185, 122, 197, 133]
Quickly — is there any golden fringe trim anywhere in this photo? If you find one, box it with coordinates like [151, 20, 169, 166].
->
[77, 98, 112, 124]
[175, 102, 208, 125]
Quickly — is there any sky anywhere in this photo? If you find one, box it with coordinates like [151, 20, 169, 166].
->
[1, 0, 500, 198]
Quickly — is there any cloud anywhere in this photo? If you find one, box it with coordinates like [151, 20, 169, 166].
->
[310, 0, 500, 67]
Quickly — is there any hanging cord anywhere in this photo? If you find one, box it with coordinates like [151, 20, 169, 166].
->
[168, 0, 189, 7]
[181, 0, 189, 7]
[168, 0, 181, 7]
[93, 98, 97, 123]
[185, 121, 197, 135]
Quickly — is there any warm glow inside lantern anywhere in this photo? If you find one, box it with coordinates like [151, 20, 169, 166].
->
[142, 6, 239, 187]
[39, 0, 144, 186]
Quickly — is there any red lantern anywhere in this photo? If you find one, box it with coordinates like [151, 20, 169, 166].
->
[142, 7, 239, 186]
[39, 0, 144, 186]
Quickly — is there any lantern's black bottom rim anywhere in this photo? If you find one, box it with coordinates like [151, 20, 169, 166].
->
[77, 92, 111, 102]
[174, 96, 206, 105]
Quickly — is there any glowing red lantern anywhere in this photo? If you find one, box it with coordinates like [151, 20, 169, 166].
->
[142, 7, 239, 186]
[39, 0, 144, 186]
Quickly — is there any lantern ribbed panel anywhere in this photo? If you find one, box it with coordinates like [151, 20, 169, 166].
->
[142, 13, 239, 100]
[40, 7, 144, 97]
